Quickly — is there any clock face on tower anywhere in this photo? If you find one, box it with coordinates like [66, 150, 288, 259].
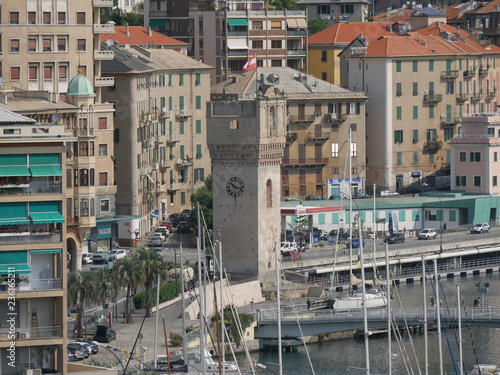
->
[226, 177, 244, 197]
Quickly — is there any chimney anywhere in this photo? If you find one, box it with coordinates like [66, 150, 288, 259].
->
[126, 23, 130, 36]
[147, 25, 152, 36]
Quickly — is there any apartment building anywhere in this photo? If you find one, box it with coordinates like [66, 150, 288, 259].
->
[0, 108, 68, 375]
[297, 0, 370, 28]
[211, 67, 368, 199]
[144, 0, 308, 83]
[0, 1, 119, 265]
[450, 113, 500, 195]
[101, 45, 212, 240]
[341, 22, 500, 193]
[464, 0, 500, 47]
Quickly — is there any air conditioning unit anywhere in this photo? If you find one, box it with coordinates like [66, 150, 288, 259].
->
[22, 369, 41, 375]
[19, 332, 30, 339]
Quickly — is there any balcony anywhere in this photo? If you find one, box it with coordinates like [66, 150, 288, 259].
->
[0, 278, 62, 292]
[228, 50, 248, 57]
[93, 0, 113, 6]
[487, 90, 497, 100]
[0, 180, 62, 196]
[287, 49, 307, 57]
[324, 113, 346, 123]
[479, 66, 490, 77]
[167, 183, 182, 192]
[176, 158, 193, 168]
[0, 229, 62, 245]
[456, 93, 470, 102]
[166, 134, 181, 144]
[441, 116, 460, 126]
[149, 10, 170, 18]
[470, 92, 484, 101]
[94, 50, 114, 60]
[307, 131, 330, 140]
[282, 158, 328, 166]
[463, 69, 475, 79]
[0, 326, 63, 340]
[287, 30, 307, 37]
[227, 30, 248, 37]
[93, 23, 115, 34]
[441, 70, 459, 80]
[286, 132, 298, 143]
[176, 109, 193, 118]
[94, 77, 114, 87]
[288, 114, 316, 123]
[423, 94, 443, 103]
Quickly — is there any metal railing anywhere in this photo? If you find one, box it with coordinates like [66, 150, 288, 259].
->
[0, 181, 62, 196]
[0, 232, 62, 245]
[0, 278, 62, 292]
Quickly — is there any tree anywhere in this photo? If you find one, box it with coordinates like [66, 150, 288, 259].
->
[189, 175, 213, 232]
[114, 257, 144, 323]
[68, 271, 97, 338]
[291, 213, 308, 233]
[269, 0, 297, 9]
[135, 247, 166, 318]
[94, 267, 120, 311]
[308, 19, 328, 35]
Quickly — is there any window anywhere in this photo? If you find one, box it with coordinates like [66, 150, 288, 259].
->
[58, 12, 66, 24]
[76, 12, 86, 24]
[29, 64, 38, 80]
[179, 120, 185, 135]
[196, 144, 202, 159]
[168, 74, 172, 86]
[196, 120, 202, 134]
[341, 4, 354, 13]
[350, 142, 357, 157]
[427, 129, 437, 141]
[429, 105, 435, 119]
[44, 64, 53, 79]
[474, 176, 481, 187]
[78, 65, 86, 76]
[179, 74, 184, 86]
[195, 73, 201, 85]
[98, 144, 108, 156]
[429, 60, 434, 71]
[28, 12, 36, 24]
[396, 83, 402, 96]
[271, 21, 281, 29]
[43, 38, 52, 52]
[493, 176, 498, 187]
[98, 117, 107, 129]
[43, 12, 51, 24]
[349, 102, 360, 114]
[444, 128, 454, 141]
[10, 39, 20, 53]
[99, 173, 108, 186]
[77, 39, 86, 52]
[11, 67, 20, 80]
[57, 37, 67, 51]
[396, 106, 402, 119]
[194, 168, 205, 182]
[271, 40, 281, 48]
[252, 40, 263, 49]
[413, 151, 418, 165]
[10, 12, 19, 24]
[394, 130, 403, 144]
[80, 169, 89, 186]
[252, 21, 263, 29]
[28, 38, 37, 52]
[196, 96, 201, 110]
[412, 129, 419, 143]
[271, 60, 282, 67]
[322, 72, 327, 80]
[495, 152, 498, 162]
[79, 142, 89, 156]
[331, 143, 339, 157]
[459, 152, 466, 162]
[179, 96, 184, 110]
[59, 65, 68, 79]
[397, 152, 402, 165]
[350, 123, 357, 132]
[413, 106, 418, 119]
[456, 175, 467, 186]
[318, 5, 331, 14]
[412, 60, 418, 72]
[446, 81, 455, 95]
[470, 152, 481, 162]
[412, 82, 418, 96]
[396, 61, 401, 72]
[429, 81, 435, 95]
[100, 199, 110, 213]
[321, 51, 327, 62]
[181, 192, 186, 205]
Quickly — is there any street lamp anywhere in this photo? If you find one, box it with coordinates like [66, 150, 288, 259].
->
[422, 183, 443, 253]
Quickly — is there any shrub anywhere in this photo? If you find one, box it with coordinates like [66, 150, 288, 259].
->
[133, 281, 181, 309]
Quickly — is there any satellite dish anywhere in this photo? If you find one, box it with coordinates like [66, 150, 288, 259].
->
[51, 113, 62, 124]
[402, 4, 407, 9]
[177, 159, 183, 164]
[412, 1, 416, 5]
[125, 43, 130, 49]
[294, 72, 300, 78]
[428, 3, 432, 7]
[106, 39, 114, 46]
[162, 107, 169, 114]
[40, 268, 53, 279]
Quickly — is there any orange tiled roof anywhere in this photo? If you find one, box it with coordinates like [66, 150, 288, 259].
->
[100, 26, 189, 47]
[308, 22, 397, 45]
[469, 0, 500, 14]
[372, 9, 416, 23]
[362, 35, 461, 57]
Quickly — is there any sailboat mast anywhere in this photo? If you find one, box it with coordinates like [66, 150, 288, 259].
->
[386, 240, 391, 375]
[219, 240, 225, 375]
[275, 242, 283, 375]
[348, 128, 353, 284]
[197, 203, 206, 374]
[422, 256, 429, 375]
[180, 243, 187, 365]
[359, 217, 370, 375]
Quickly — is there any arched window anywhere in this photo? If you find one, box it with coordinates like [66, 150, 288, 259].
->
[266, 179, 272, 208]
[270, 106, 277, 136]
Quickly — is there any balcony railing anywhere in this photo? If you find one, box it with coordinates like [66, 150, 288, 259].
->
[307, 131, 330, 140]
[149, 10, 170, 18]
[463, 69, 475, 79]
[167, 183, 182, 192]
[441, 116, 461, 125]
[288, 114, 316, 123]
[176, 109, 193, 118]
[287, 49, 306, 56]
[470, 92, 484, 101]
[166, 134, 181, 144]
[479, 67, 489, 77]
[94, 50, 114, 60]
[282, 158, 329, 166]
[228, 50, 248, 57]
[94, 77, 115, 87]
[424, 94, 443, 103]
[286, 132, 298, 143]
[456, 93, 470, 102]
[324, 113, 346, 123]
[487, 90, 497, 99]
[441, 70, 459, 79]
[0, 278, 62, 292]
[0, 230, 62, 245]
[0, 326, 63, 340]
[93, 0, 113, 6]
[176, 159, 193, 168]
[93, 23, 115, 34]
[287, 30, 307, 36]
[0, 181, 62, 196]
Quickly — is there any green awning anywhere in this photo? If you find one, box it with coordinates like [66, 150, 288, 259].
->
[287, 56, 306, 60]
[0, 218, 30, 225]
[0, 203, 29, 226]
[0, 264, 30, 273]
[29, 165, 63, 176]
[150, 19, 167, 27]
[31, 249, 62, 254]
[228, 18, 248, 26]
[0, 251, 30, 274]
[29, 212, 65, 224]
[0, 166, 30, 176]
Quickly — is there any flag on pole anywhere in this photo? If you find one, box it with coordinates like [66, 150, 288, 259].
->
[355, 261, 361, 270]
[242, 53, 257, 72]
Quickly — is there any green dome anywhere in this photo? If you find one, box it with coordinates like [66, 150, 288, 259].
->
[67, 73, 95, 97]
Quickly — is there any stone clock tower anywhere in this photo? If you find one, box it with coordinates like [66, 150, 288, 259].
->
[207, 74, 286, 284]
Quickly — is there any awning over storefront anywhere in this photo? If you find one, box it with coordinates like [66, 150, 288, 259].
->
[31, 249, 62, 254]
[227, 18, 248, 26]
[0, 251, 30, 273]
[29, 165, 63, 176]
[227, 38, 249, 50]
[150, 19, 167, 27]
[0, 166, 30, 176]
[29, 212, 65, 224]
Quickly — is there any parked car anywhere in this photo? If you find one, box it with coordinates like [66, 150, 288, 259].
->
[346, 238, 366, 248]
[93, 325, 116, 343]
[82, 253, 92, 265]
[182, 209, 192, 216]
[148, 236, 164, 247]
[153, 247, 164, 256]
[284, 198, 302, 204]
[329, 229, 350, 241]
[111, 249, 127, 260]
[319, 230, 329, 241]
[68, 343, 89, 359]
[72, 341, 93, 356]
[151, 232, 166, 242]
[471, 222, 490, 234]
[67, 348, 76, 361]
[282, 250, 302, 261]
[281, 242, 298, 252]
[156, 226, 170, 236]
[381, 190, 400, 197]
[384, 232, 405, 244]
[418, 228, 437, 240]
[176, 220, 190, 233]
[305, 195, 326, 201]
[353, 192, 371, 199]
[85, 340, 99, 354]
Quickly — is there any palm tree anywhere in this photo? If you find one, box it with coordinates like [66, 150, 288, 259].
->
[94, 267, 120, 311]
[136, 247, 166, 317]
[68, 270, 97, 338]
[114, 256, 143, 323]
